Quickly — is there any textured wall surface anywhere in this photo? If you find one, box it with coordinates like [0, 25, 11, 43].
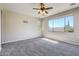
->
[2, 10, 41, 43]
[0, 8, 1, 51]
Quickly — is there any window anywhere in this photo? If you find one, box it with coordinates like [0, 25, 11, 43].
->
[65, 16, 74, 32]
[48, 15, 74, 32]
[54, 18, 64, 32]
[48, 20, 54, 32]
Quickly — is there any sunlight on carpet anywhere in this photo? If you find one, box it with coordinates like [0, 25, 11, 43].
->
[42, 38, 59, 44]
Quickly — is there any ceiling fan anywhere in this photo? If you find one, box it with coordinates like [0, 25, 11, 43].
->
[33, 3, 53, 15]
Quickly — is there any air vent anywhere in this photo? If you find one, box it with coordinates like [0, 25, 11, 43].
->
[23, 21, 28, 23]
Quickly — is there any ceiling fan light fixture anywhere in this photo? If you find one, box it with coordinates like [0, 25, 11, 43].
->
[40, 10, 45, 16]
[33, 3, 53, 16]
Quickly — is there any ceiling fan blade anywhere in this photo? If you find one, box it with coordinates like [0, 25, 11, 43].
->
[46, 7, 53, 10]
[45, 11, 48, 14]
[33, 8, 40, 10]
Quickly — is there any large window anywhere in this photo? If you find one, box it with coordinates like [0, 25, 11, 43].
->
[48, 15, 74, 32]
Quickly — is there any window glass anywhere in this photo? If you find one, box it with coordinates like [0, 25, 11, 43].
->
[48, 15, 74, 32]
[65, 16, 74, 32]
[54, 18, 64, 31]
[48, 20, 54, 32]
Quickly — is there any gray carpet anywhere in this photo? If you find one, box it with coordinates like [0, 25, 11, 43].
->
[0, 38, 79, 56]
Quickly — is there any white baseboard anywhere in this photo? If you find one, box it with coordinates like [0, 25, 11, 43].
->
[2, 36, 42, 44]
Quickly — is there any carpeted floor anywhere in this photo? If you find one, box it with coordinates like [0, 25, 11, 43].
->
[0, 38, 79, 56]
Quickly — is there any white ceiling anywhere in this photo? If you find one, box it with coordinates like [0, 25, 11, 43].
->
[0, 3, 79, 18]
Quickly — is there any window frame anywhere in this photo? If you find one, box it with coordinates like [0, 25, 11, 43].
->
[48, 14, 74, 32]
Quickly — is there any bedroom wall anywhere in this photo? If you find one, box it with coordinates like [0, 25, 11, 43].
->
[42, 7, 79, 45]
[0, 7, 1, 51]
[2, 10, 41, 44]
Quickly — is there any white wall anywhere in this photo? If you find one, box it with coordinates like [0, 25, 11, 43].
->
[0, 8, 1, 51]
[42, 7, 79, 45]
[2, 10, 41, 44]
